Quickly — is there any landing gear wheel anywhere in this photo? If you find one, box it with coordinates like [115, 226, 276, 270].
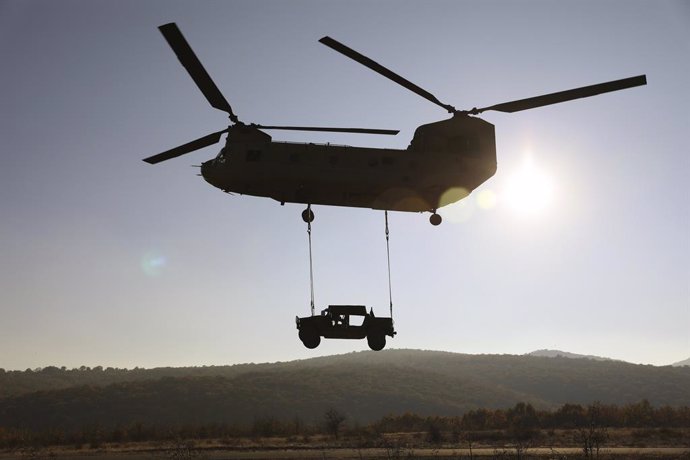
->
[302, 207, 315, 223]
[367, 333, 386, 351]
[429, 213, 442, 226]
[299, 329, 320, 349]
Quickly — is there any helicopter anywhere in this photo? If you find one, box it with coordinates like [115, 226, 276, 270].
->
[144, 23, 647, 226]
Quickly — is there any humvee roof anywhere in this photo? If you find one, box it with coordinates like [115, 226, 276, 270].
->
[327, 305, 368, 316]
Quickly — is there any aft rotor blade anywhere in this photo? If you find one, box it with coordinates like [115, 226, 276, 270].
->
[143, 129, 228, 164]
[319, 36, 456, 113]
[159, 23, 239, 122]
[476, 75, 647, 114]
[257, 125, 399, 135]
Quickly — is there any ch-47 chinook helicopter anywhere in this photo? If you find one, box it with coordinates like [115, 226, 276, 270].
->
[144, 23, 647, 226]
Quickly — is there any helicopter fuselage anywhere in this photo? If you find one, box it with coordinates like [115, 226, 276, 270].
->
[146, 24, 646, 222]
[201, 114, 497, 213]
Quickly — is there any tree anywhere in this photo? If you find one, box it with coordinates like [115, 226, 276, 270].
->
[624, 399, 654, 427]
[553, 403, 586, 428]
[426, 420, 442, 444]
[577, 402, 609, 459]
[507, 402, 539, 438]
[507, 403, 539, 460]
[324, 408, 346, 439]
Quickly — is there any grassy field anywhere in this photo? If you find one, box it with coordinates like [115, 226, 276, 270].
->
[2, 429, 689, 459]
[1, 446, 689, 459]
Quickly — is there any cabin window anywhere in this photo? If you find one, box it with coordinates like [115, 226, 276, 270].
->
[368, 158, 379, 167]
[290, 153, 301, 163]
[215, 147, 228, 163]
[246, 150, 262, 162]
[329, 155, 338, 165]
[382, 157, 395, 166]
[449, 135, 480, 155]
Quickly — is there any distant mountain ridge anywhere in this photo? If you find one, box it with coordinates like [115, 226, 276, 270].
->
[526, 349, 689, 367]
[526, 349, 618, 362]
[1, 349, 689, 430]
[672, 357, 690, 367]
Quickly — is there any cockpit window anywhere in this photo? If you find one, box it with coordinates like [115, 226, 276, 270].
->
[215, 147, 228, 163]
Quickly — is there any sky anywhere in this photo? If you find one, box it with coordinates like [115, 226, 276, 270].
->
[1, 0, 688, 370]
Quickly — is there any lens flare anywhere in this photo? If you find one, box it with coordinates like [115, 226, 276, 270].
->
[476, 189, 498, 210]
[439, 187, 470, 208]
[444, 198, 475, 223]
[141, 251, 167, 277]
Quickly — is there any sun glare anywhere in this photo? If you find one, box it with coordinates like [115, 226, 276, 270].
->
[505, 158, 555, 216]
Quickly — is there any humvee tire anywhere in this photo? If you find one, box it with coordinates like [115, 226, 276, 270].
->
[299, 328, 321, 349]
[367, 333, 386, 351]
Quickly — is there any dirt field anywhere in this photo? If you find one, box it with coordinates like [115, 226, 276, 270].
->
[2, 446, 689, 459]
[2, 428, 689, 459]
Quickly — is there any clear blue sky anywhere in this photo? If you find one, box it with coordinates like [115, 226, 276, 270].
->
[1, 0, 688, 370]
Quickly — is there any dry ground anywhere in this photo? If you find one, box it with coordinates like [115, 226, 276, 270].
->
[2, 429, 689, 459]
[1, 446, 689, 459]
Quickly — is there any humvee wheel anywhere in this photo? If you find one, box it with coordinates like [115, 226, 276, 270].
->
[367, 333, 386, 351]
[299, 329, 320, 349]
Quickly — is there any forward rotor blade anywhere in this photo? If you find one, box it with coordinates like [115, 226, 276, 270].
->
[256, 125, 399, 135]
[476, 75, 647, 114]
[159, 23, 239, 122]
[143, 129, 228, 164]
[319, 36, 456, 113]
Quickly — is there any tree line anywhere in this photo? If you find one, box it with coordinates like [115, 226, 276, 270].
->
[373, 400, 690, 432]
[1, 400, 688, 449]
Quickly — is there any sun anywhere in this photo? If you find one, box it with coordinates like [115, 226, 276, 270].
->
[505, 158, 555, 216]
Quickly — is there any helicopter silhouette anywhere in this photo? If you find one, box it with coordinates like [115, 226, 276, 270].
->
[144, 23, 646, 226]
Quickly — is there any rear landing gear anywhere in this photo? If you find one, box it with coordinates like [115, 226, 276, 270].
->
[429, 212, 442, 226]
[302, 205, 314, 223]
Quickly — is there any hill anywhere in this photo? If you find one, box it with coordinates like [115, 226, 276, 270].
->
[526, 349, 617, 362]
[1, 350, 689, 431]
[672, 357, 690, 367]
[0, 362, 276, 399]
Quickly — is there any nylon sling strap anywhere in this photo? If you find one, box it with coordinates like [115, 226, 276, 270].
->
[307, 207, 315, 316]
[385, 210, 393, 320]
[307, 208, 392, 320]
